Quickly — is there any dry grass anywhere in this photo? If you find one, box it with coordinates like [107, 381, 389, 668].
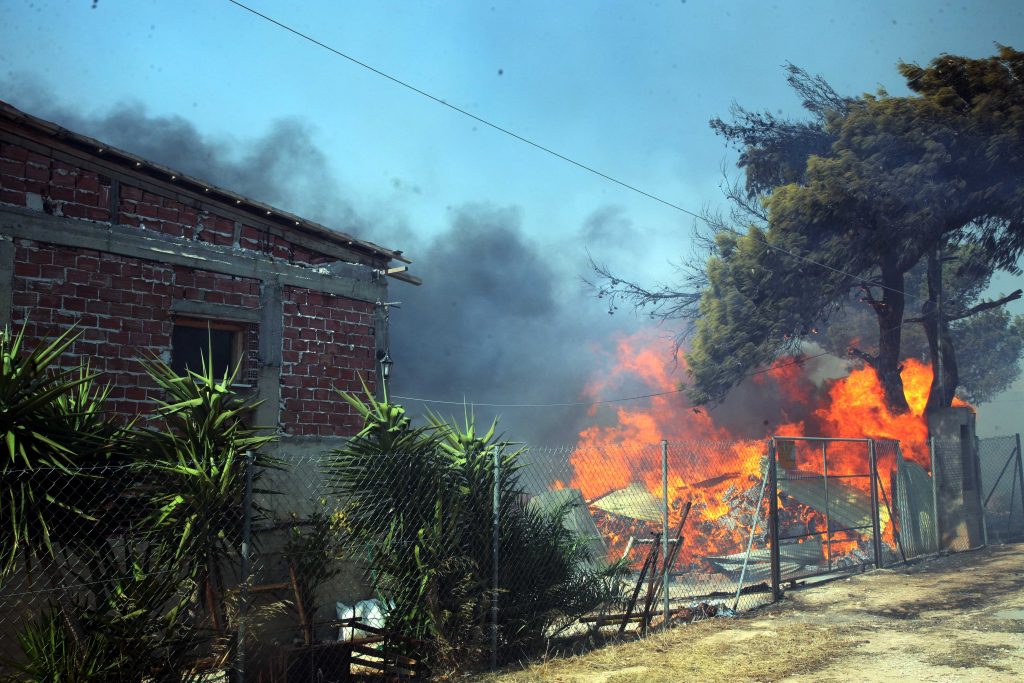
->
[473, 545, 1024, 682]
[483, 617, 857, 683]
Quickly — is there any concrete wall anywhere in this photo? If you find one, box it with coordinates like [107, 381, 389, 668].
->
[929, 407, 985, 549]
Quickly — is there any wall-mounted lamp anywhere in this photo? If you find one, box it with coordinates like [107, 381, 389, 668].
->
[378, 350, 394, 382]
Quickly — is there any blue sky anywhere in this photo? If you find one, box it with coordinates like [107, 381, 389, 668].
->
[7, 1, 1023, 254]
[3, 1, 1024, 438]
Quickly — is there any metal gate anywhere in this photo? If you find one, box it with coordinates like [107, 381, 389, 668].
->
[767, 437, 886, 598]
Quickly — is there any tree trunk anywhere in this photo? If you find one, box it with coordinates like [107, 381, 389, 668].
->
[875, 260, 910, 413]
[923, 250, 959, 413]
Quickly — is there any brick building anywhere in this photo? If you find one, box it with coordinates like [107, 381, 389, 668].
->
[0, 100, 418, 453]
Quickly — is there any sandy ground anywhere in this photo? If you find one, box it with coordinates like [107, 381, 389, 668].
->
[484, 543, 1024, 682]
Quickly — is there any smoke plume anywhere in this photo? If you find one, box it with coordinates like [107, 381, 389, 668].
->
[1, 82, 642, 444]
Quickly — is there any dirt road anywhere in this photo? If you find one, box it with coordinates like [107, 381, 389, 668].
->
[486, 543, 1024, 682]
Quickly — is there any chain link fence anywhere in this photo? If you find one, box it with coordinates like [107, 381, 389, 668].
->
[1, 434, 1014, 680]
[979, 435, 1024, 544]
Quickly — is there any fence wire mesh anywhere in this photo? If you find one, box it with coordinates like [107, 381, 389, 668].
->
[979, 435, 1024, 543]
[0, 434, 1012, 680]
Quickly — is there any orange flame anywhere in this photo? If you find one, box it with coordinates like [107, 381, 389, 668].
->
[561, 330, 969, 572]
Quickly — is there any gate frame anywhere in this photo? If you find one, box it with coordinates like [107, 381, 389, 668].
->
[768, 436, 882, 599]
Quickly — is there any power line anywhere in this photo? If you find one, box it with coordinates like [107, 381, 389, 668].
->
[223, 2, 995, 410]
[224, 0, 928, 305]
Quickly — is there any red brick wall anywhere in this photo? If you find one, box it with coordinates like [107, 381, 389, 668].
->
[10, 240, 262, 420]
[0, 138, 335, 267]
[2, 134, 382, 437]
[281, 287, 378, 437]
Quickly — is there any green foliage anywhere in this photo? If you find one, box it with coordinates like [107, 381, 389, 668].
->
[69, 543, 202, 683]
[136, 352, 278, 592]
[0, 323, 88, 572]
[0, 324, 131, 574]
[2, 607, 120, 683]
[686, 46, 1024, 410]
[685, 226, 850, 405]
[816, 245, 1024, 405]
[324, 389, 623, 669]
[2, 546, 205, 683]
[281, 512, 345, 629]
[952, 308, 1024, 404]
[1, 325, 279, 679]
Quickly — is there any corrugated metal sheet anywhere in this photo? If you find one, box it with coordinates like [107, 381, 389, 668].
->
[780, 474, 872, 530]
[590, 483, 663, 522]
[530, 488, 608, 566]
[705, 539, 824, 581]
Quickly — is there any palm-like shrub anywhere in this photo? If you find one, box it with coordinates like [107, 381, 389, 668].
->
[323, 388, 624, 669]
[136, 353, 278, 617]
[0, 324, 94, 573]
[2, 607, 121, 683]
[0, 324, 133, 585]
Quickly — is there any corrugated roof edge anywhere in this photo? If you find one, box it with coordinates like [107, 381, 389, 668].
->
[0, 100, 415, 271]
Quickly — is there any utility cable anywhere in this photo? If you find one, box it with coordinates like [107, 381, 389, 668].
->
[224, 0, 930, 304]
[224, 2, 990, 409]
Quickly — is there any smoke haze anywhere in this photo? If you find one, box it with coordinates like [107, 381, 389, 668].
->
[1, 83, 649, 444]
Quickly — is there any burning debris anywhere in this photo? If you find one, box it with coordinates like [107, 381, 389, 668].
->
[552, 329, 953, 580]
[590, 483, 663, 522]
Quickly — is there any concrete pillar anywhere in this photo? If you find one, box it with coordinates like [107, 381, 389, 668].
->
[928, 407, 985, 549]
[255, 279, 283, 432]
[0, 237, 13, 328]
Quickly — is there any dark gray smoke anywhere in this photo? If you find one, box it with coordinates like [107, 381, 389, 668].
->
[389, 204, 635, 444]
[2, 82, 367, 233]
[1, 84, 640, 444]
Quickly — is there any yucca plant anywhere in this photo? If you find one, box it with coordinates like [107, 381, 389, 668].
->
[0, 323, 92, 574]
[429, 409, 627, 658]
[322, 381, 452, 645]
[324, 388, 625, 670]
[72, 540, 204, 682]
[3, 540, 206, 683]
[0, 606, 121, 683]
[135, 350, 278, 628]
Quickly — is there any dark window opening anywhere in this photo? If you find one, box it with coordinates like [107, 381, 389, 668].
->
[171, 318, 258, 386]
[960, 425, 976, 492]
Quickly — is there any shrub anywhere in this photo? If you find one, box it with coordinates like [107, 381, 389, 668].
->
[323, 386, 624, 670]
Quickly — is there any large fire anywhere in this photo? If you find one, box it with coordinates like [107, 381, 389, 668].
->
[558, 329, 964, 576]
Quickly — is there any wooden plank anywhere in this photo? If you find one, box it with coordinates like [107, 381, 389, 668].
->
[618, 531, 660, 636]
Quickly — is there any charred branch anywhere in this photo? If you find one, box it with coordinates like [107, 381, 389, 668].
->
[905, 289, 1023, 324]
[585, 254, 704, 325]
[847, 347, 877, 367]
[947, 289, 1023, 322]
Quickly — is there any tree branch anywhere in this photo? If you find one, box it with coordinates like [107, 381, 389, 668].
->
[847, 347, 878, 367]
[946, 289, 1023, 322]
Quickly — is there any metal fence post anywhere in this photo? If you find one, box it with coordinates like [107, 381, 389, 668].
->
[236, 450, 255, 683]
[868, 440, 883, 568]
[661, 440, 669, 628]
[930, 437, 941, 552]
[490, 446, 500, 671]
[978, 436, 989, 547]
[768, 439, 781, 602]
[1016, 434, 1024, 525]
